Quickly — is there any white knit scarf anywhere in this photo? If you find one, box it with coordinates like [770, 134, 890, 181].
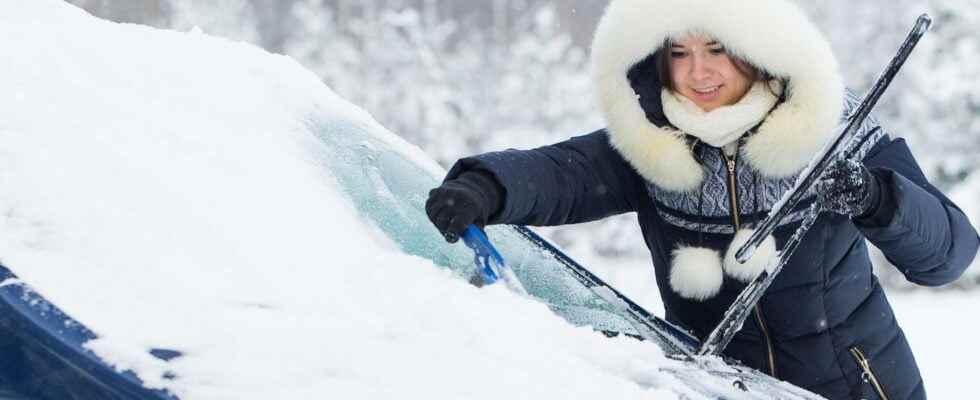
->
[661, 81, 781, 148]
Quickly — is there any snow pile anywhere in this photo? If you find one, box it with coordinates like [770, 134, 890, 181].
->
[0, 2, 693, 399]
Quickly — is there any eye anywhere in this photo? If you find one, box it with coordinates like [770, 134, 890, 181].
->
[709, 47, 726, 55]
[670, 51, 688, 58]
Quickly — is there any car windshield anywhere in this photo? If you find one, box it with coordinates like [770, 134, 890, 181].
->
[309, 117, 687, 348]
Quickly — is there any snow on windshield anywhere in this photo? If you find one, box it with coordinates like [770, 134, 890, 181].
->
[0, 2, 695, 399]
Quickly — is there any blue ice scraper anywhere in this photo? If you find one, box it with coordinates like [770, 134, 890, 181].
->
[460, 225, 527, 295]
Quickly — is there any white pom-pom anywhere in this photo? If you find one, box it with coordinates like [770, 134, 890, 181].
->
[669, 246, 724, 301]
[724, 229, 778, 283]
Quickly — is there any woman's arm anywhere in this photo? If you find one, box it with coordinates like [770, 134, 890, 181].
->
[444, 129, 642, 227]
[859, 136, 980, 286]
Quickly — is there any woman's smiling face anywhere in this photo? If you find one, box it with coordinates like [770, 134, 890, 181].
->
[668, 35, 753, 112]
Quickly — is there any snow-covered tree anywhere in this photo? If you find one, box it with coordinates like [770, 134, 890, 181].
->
[281, 1, 600, 164]
[902, 0, 980, 186]
[801, 0, 980, 189]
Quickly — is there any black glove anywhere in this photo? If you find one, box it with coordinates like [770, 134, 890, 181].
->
[815, 158, 882, 218]
[425, 170, 504, 243]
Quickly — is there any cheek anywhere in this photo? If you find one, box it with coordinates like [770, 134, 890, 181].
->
[671, 75, 685, 90]
[670, 71, 686, 89]
[669, 60, 687, 87]
[730, 74, 752, 93]
[724, 65, 752, 89]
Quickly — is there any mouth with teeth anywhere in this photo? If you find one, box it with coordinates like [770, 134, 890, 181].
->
[689, 84, 724, 103]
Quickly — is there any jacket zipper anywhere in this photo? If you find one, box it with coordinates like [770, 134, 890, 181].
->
[753, 306, 777, 378]
[849, 346, 890, 400]
[723, 151, 742, 228]
[722, 149, 777, 378]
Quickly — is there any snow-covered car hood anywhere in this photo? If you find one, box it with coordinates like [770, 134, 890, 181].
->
[0, 1, 823, 399]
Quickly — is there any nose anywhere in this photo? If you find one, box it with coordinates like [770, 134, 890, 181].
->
[690, 53, 712, 81]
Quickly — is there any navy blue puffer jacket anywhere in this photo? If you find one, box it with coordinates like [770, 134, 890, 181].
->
[445, 103, 978, 399]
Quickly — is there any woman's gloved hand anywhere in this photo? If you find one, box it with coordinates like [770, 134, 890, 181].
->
[815, 158, 882, 218]
[425, 170, 504, 243]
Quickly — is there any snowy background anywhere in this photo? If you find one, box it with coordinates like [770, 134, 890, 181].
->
[4, 0, 978, 398]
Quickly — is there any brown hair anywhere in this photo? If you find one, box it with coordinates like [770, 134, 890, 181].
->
[655, 39, 783, 96]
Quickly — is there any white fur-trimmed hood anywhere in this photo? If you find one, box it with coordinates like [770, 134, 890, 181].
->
[591, 0, 845, 192]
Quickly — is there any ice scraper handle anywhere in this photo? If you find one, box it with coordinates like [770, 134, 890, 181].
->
[462, 225, 505, 285]
[461, 225, 528, 295]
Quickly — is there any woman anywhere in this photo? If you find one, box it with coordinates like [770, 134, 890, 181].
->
[425, 0, 979, 398]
